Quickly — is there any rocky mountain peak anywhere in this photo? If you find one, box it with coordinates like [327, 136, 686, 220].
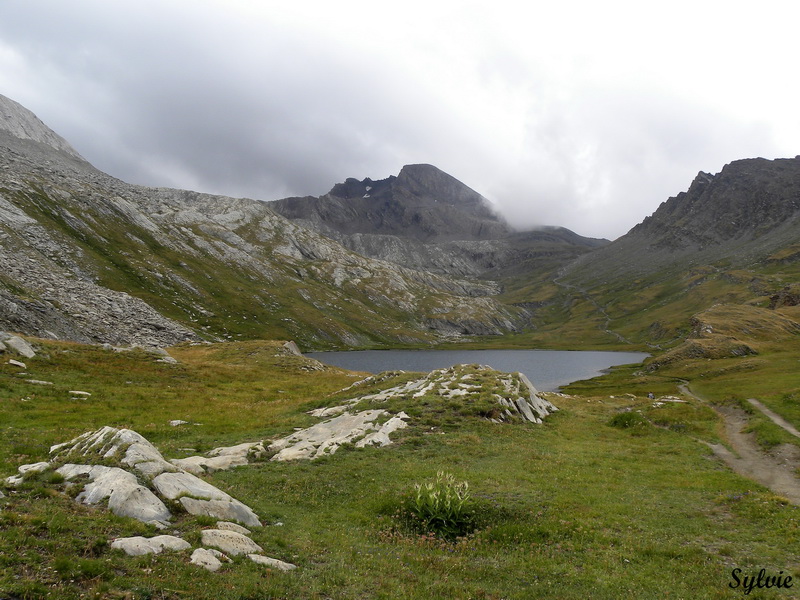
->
[634, 157, 800, 244]
[394, 163, 489, 209]
[0, 94, 85, 160]
[271, 164, 509, 243]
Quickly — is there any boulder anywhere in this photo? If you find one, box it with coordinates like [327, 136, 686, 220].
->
[1, 334, 36, 358]
[201, 529, 263, 556]
[190, 547, 227, 572]
[110, 535, 190, 556]
[56, 464, 171, 524]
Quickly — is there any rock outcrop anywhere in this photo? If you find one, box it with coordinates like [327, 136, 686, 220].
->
[8, 426, 262, 528]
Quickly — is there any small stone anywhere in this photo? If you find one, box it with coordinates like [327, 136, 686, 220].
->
[17, 461, 50, 476]
[247, 554, 297, 571]
[69, 390, 91, 397]
[25, 379, 53, 386]
[8, 359, 26, 369]
[201, 529, 263, 556]
[169, 419, 189, 427]
[190, 548, 226, 572]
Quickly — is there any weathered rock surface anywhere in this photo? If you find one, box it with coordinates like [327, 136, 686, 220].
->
[171, 441, 265, 475]
[56, 464, 171, 524]
[152, 471, 233, 502]
[269, 410, 410, 461]
[191, 547, 227, 572]
[0, 333, 36, 358]
[247, 554, 297, 571]
[11, 426, 261, 528]
[215, 521, 251, 535]
[179, 497, 262, 529]
[201, 529, 263, 556]
[110, 535, 190, 556]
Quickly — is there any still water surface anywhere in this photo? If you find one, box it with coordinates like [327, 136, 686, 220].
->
[305, 349, 649, 392]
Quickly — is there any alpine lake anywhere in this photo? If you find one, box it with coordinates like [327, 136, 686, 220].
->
[306, 348, 650, 392]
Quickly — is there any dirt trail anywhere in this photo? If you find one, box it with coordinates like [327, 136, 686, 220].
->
[679, 384, 800, 504]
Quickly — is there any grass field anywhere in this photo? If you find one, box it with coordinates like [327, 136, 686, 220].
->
[2, 338, 800, 599]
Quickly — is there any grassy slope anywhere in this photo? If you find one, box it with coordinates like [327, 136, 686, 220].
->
[2, 339, 800, 599]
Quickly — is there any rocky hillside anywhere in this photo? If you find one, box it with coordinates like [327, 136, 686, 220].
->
[544, 157, 800, 348]
[271, 165, 607, 278]
[0, 95, 530, 349]
[564, 157, 800, 285]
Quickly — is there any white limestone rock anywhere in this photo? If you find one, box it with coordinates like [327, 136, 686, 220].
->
[8, 359, 26, 368]
[355, 414, 409, 448]
[50, 426, 176, 478]
[201, 529, 263, 556]
[1, 334, 36, 358]
[56, 464, 171, 523]
[152, 471, 232, 502]
[215, 521, 251, 535]
[269, 409, 394, 461]
[247, 554, 297, 571]
[180, 497, 262, 528]
[191, 547, 227, 572]
[170, 441, 264, 474]
[110, 535, 190, 556]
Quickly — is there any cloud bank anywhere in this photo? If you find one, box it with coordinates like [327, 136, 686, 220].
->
[0, 1, 797, 239]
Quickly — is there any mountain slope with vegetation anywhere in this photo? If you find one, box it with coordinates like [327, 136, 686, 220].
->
[0, 95, 532, 349]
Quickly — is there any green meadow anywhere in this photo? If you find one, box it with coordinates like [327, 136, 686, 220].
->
[2, 339, 800, 599]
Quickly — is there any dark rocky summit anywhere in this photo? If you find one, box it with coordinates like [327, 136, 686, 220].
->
[271, 164, 607, 278]
[562, 157, 800, 286]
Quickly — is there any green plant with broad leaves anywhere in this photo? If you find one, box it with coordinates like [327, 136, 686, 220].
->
[405, 471, 474, 539]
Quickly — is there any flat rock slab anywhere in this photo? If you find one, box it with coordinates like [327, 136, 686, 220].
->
[269, 409, 392, 461]
[152, 471, 232, 502]
[248, 553, 297, 571]
[171, 441, 264, 474]
[3, 335, 36, 358]
[215, 521, 251, 535]
[201, 529, 263, 556]
[111, 535, 190, 556]
[180, 496, 262, 529]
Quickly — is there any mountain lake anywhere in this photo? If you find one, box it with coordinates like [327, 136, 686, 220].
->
[305, 349, 650, 392]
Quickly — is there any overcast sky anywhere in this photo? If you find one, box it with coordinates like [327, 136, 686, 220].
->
[1, 1, 798, 239]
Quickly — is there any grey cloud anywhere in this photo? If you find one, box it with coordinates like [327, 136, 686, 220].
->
[0, 1, 794, 240]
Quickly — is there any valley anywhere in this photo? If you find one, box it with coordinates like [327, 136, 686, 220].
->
[1, 93, 800, 598]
